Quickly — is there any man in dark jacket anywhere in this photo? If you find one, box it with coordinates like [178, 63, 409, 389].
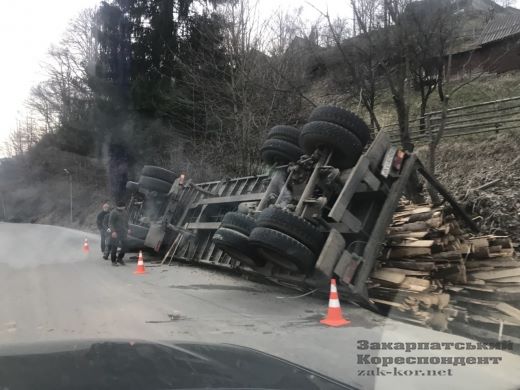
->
[108, 200, 129, 266]
[96, 203, 110, 256]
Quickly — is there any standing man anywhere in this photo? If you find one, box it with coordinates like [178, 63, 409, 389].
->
[96, 203, 110, 257]
[108, 200, 129, 266]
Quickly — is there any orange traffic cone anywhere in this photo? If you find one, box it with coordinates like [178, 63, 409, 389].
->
[83, 238, 90, 254]
[134, 251, 146, 274]
[320, 279, 350, 327]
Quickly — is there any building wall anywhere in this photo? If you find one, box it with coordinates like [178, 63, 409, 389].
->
[450, 36, 520, 78]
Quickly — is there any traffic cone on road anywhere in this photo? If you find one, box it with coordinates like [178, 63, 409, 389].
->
[134, 251, 146, 274]
[320, 279, 350, 327]
[82, 238, 90, 254]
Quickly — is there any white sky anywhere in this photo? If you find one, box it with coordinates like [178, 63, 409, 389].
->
[0, 0, 351, 151]
[0, 0, 518, 151]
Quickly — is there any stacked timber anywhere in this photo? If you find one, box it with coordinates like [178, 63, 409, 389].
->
[370, 202, 520, 339]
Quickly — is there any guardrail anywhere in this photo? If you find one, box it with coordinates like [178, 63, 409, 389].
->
[382, 96, 520, 143]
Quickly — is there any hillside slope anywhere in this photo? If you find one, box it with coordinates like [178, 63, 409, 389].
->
[418, 130, 520, 242]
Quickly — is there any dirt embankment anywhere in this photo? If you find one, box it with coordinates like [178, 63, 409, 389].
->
[0, 147, 110, 232]
[418, 130, 520, 243]
[1, 131, 519, 242]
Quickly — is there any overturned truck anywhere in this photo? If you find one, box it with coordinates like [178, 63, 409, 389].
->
[125, 106, 476, 309]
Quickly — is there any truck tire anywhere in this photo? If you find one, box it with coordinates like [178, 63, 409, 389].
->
[221, 212, 256, 235]
[308, 106, 371, 146]
[256, 207, 324, 254]
[261, 138, 303, 165]
[212, 228, 265, 268]
[126, 181, 139, 193]
[139, 175, 172, 193]
[249, 227, 316, 274]
[128, 223, 148, 240]
[267, 125, 301, 144]
[300, 121, 363, 169]
[141, 166, 177, 183]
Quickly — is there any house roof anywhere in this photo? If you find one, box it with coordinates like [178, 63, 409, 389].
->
[479, 14, 520, 45]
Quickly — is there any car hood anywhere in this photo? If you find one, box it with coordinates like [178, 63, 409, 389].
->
[0, 339, 355, 390]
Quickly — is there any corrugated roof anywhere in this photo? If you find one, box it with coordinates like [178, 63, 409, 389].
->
[479, 14, 520, 45]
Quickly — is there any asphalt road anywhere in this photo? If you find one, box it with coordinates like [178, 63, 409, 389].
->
[1, 222, 519, 390]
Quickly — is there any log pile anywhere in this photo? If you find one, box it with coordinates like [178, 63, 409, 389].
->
[370, 202, 520, 340]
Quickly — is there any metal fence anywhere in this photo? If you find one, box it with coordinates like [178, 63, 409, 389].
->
[382, 96, 520, 144]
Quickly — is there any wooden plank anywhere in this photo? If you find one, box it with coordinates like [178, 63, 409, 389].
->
[384, 260, 436, 271]
[469, 314, 520, 327]
[393, 240, 434, 248]
[400, 277, 431, 292]
[387, 246, 431, 259]
[371, 269, 406, 284]
[387, 221, 430, 234]
[496, 303, 520, 322]
[393, 207, 432, 218]
[487, 276, 520, 283]
[387, 231, 429, 239]
[466, 260, 520, 268]
[470, 268, 520, 280]
[378, 268, 430, 276]
[371, 298, 408, 311]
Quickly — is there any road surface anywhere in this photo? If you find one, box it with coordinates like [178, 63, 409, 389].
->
[0, 222, 519, 390]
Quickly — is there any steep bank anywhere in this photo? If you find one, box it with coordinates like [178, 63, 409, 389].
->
[418, 130, 520, 243]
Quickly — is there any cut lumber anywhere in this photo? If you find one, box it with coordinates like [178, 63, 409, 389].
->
[388, 221, 430, 233]
[486, 276, 520, 283]
[400, 277, 431, 292]
[470, 268, 520, 281]
[387, 231, 429, 239]
[380, 268, 430, 276]
[393, 240, 435, 248]
[495, 302, 520, 322]
[431, 251, 462, 260]
[371, 298, 408, 311]
[371, 269, 406, 284]
[469, 314, 520, 327]
[384, 260, 436, 271]
[466, 260, 520, 268]
[387, 246, 431, 259]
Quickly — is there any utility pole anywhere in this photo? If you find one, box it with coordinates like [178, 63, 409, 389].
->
[64, 169, 72, 224]
[0, 192, 6, 221]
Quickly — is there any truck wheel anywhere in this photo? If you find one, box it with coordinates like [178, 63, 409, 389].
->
[141, 166, 177, 183]
[128, 223, 148, 240]
[212, 228, 265, 268]
[308, 106, 371, 146]
[261, 138, 303, 165]
[256, 207, 324, 254]
[300, 121, 363, 169]
[126, 181, 139, 193]
[139, 175, 172, 193]
[249, 227, 316, 274]
[221, 212, 256, 235]
[267, 125, 301, 145]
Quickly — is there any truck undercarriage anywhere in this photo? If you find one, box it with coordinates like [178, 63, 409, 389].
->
[125, 106, 477, 311]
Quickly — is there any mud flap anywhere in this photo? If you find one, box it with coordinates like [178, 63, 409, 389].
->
[144, 223, 166, 252]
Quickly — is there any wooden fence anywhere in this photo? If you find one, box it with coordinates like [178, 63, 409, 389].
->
[382, 96, 520, 144]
